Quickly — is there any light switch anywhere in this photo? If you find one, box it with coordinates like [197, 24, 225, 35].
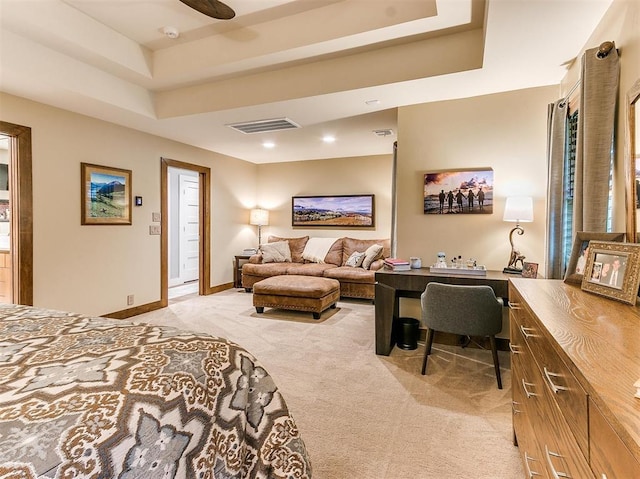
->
[149, 225, 161, 235]
[152, 212, 161, 222]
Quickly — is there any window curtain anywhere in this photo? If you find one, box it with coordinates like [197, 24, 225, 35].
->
[545, 44, 619, 279]
[545, 100, 568, 279]
[573, 45, 619, 233]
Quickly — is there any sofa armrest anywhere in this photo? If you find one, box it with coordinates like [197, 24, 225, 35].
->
[369, 259, 385, 271]
[249, 254, 263, 264]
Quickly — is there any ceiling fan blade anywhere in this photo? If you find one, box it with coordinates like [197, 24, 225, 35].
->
[179, 0, 235, 20]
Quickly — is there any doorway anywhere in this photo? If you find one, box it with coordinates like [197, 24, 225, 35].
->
[160, 158, 211, 306]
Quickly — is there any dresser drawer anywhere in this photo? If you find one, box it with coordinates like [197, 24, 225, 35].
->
[589, 398, 640, 479]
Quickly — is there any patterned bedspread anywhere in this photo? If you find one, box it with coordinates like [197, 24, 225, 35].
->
[0, 304, 311, 478]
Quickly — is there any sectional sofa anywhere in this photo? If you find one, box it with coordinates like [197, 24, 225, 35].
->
[241, 236, 391, 300]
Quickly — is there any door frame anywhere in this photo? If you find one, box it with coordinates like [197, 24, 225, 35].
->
[160, 157, 211, 306]
[0, 121, 33, 306]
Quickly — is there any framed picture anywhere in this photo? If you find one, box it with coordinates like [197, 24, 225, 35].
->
[581, 241, 640, 305]
[292, 195, 374, 227]
[564, 232, 625, 284]
[81, 163, 132, 225]
[521, 262, 538, 278]
[423, 168, 493, 215]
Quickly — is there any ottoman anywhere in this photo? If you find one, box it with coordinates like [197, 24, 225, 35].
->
[253, 275, 340, 319]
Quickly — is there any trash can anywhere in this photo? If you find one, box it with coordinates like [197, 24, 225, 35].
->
[396, 317, 419, 350]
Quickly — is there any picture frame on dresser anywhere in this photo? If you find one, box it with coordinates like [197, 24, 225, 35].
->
[564, 232, 625, 284]
[581, 240, 640, 305]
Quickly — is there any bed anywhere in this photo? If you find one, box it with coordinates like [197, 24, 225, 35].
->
[0, 304, 312, 478]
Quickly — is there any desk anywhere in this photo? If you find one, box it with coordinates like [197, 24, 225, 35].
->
[374, 268, 511, 355]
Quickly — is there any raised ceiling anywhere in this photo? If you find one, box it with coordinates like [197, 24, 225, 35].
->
[0, 0, 613, 163]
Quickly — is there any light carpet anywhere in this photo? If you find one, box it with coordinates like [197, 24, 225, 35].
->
[136, 289, 524, 478]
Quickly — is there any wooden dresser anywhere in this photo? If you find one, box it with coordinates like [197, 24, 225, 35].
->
[509, 278, 640, 479]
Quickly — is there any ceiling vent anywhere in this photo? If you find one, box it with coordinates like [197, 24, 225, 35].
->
[373, 129, 394, 137]
[227, 118, 301, 134]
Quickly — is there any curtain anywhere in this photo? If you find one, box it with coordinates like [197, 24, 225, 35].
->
[545, 100, 568, 279]
[573, 45, 620, 232]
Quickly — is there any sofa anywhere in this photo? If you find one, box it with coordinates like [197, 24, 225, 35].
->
[241, 236, 391, 300]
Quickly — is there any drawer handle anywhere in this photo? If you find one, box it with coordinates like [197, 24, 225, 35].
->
[508, 301, 521, 310]
[543, 367, 569, 394]
[522, 379, 538, 398]
[509, 343, 522, 354]
[524, 452, 542, 478]
[520, 325, 538, 339]
[545, 445, 571, 478]
[512, 400, 522, 414]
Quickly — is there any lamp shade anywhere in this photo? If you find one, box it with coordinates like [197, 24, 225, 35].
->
[249, 208, 269, 226]
[503, 197, 533, 223]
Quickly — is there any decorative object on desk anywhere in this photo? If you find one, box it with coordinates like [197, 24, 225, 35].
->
[384, 258, 410, 271]
[503, 196, 533, 273]
[429, 265, 487, 276]
[81, 162, 132, 225]
[409, 257, 422, 269]
[250, 208, 269, 247]
[521, 262, 538, 278]
[291, 195, 374, 227]
[581, 241, 640, 305]
[423, 168, 493, 215]
[435, 252, 447, 267]
[563, 232, 625, 284]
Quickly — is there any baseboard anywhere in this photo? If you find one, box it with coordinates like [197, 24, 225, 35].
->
[105, 300, 164, 319]
[204, 282, 233, 295]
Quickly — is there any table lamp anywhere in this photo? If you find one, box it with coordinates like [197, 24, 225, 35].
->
[250, 208, 269, 247]
[503, 196, 533, 274]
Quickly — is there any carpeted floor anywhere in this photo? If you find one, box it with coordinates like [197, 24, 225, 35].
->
[136, 289, 524, 478]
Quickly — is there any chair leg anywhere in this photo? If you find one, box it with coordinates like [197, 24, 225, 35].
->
[421, 329, 435, 375]
[489, 335, 502, 389]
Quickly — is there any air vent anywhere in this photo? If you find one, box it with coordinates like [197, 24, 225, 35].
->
[373, 129, 394, 137]
[227, 118, 301, 134]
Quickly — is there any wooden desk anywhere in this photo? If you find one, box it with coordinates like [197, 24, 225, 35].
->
[374, 268, 511, 355]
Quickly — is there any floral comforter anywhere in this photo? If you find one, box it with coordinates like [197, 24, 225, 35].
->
[0, 304, 311, 478]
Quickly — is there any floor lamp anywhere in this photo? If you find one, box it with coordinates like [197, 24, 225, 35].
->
[503, 196, 533, 274]
[250, 208, 269, 248]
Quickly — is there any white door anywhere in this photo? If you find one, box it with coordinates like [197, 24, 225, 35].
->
[179, 175, 199, 283]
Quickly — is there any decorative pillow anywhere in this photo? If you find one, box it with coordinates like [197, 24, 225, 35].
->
[268, 235, 309, 263]
[260, 241, 292, 263]
[345, 251, 366, 268]
[362, 244, 383, 270]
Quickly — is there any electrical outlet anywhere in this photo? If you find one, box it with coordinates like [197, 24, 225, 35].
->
[152, 212, 161, 222]
[149, 225, 161, 235]
[127, 294, 134, 305]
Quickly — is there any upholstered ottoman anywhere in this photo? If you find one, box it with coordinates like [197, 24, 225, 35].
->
[253, 275, 340, 319]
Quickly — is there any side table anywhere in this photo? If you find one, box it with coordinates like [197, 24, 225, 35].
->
[234, 255, 252, 288]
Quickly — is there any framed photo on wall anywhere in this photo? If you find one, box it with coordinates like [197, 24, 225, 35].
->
[423, 168, 493, 215]
[564, 232, 625, 284]
[81, 163, 132, 225]
[581, 241, 640, 305]
[292, 194, 374, 227]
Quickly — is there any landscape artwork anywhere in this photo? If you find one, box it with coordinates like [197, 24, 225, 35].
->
[81, 163, 132, 225]
[292, 195, 374, 227]
[424, 168, 494, 215]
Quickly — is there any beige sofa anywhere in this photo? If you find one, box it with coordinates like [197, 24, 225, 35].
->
[241, 236, 391, 300]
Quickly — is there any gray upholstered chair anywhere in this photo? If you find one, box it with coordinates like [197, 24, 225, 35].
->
[420, 282, 503, 389]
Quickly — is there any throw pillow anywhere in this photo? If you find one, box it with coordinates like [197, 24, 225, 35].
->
[345, 251, 366, 268]
[260, 241, 292, 263]
[362, 244, 383, 270]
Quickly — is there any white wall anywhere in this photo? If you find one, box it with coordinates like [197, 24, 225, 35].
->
[0, 92, 258, 316]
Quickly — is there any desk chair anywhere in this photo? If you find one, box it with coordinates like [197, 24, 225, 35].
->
[420, 282, 503, 389]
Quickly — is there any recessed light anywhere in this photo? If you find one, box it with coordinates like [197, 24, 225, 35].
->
[365, 99, 380, 106]
[322, 135, 336, 143]
[262, 141, 275, 149]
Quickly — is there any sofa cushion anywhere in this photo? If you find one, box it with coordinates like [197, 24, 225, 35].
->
[260, 241, 291, 263]
[324, 266, 376, 284]
[242, 262, 290, 278]
[268, 235, 309, 263]
[323, 238, 344, 266]
[285, 262, 338, 277]
[342, 238, 391, 265]
[345, 251, 366, 267]
[362, 244, 384, 270]
[302, 237, 341, 264]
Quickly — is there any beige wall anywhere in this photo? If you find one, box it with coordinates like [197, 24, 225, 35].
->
[0, 93, 258, 316]
[256, 155, 393, 241]
[396, 86, 558, 274]
[561, 0, 640, 234]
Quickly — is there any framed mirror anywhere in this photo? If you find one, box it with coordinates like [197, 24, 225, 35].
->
[625, 79, 640, 243]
